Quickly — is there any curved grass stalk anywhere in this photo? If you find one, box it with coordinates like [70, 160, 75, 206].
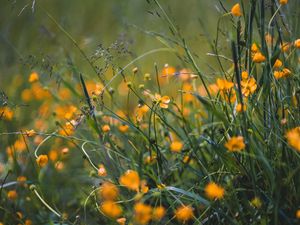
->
[34, 132, 56, 158]
[30, 185, 61, 218]
[81, 142, 98, 171]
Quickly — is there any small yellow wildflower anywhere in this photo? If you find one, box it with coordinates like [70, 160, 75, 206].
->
[252, 52, 266, 63]
[98, 164, 107, 177]
[273, 59, 283, 68]
[99, 182, 119, 201]
[170, 141, 183, 153]
[285, 127, 300, 152]
[296, 209, 300, 219]
[152, 206, 166, 221]
[279, 0, 288, 5]
[36, 155, 48, 167]
[154, 94, 171, 109]
[204, 182, 225, 200]
[224, 136, 245, 152]
[119, 170, 140, 191]
[295, 39, 300, 48]
[251, 197, 262, 208]
[28, 72, 39, 83]
[236, 103, 247, 112]
[231, 3, 242, 17]
[102, 124, 110, 132]
[134, 202, 152, 225]
[7, 190, 18, 201]
[175, 205, 194, 223]
[100, 201, 122, 218]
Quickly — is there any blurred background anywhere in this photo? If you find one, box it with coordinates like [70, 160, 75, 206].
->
[0, 0, 230, 79]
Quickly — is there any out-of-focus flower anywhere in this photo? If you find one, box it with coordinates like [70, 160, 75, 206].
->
[204, 182, 225, 200]
[231, 3, 242, 17]
[36, 155, 48, 167]
[175, 205, 194, 223]
[224, 136, 245, 152]
[134, 202, 152, 225]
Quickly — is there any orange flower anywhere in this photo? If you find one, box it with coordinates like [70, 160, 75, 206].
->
[119, 170, 140, 191]
[136, 105, 149, 122]
[285, 127, 300, 152]
[295, 39, 300, 48]
[25, 129, 36, 137]
[281, 42, 290, 52]
[25, 219, 32, 225]
[28, 72, 39, 83]
[161, 64, 176, 77]
[98, 164, 107, 177]
[241, 77, 257, 97]
[279, 0, 288, 5]
[154, 94, 171, 109]
[252, 52, 266, 63]
[0, 107, 14, 121]
[36, 155, 48, 167]
[251, 43, 259, 53]
[152, 206, 166, 221]
[118, 124, 129, 133]
[216, 79, 234, 90]
[134, 202, 152, 225]
[175, 205, 194, 223]
[99, 182, 119, 201]
[170, 141, 183, 153]
[7, 190, 18, 201]
[231, 3, 242, 17]
[236, 103, 247, 112]
[273, 59, 283, 68]
[241, 71, 249, 80]
[116, 217, 126, 225]
[296, 209, 300, 219]
[204, 182, 225, 200]
[100, 201, 122, 218]
[102, 124, 111, 132]
[224, 136, 245, 152]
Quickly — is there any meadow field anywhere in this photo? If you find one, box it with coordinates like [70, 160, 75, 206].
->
[0, 0, 300, 224]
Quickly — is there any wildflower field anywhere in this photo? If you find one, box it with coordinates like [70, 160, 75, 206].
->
[1, 0, 300, 224]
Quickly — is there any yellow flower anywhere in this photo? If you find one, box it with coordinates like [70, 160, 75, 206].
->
[273, 59, 283, 68]
[231, 3, 242, 17]
[204, 182, 225, 200]
[25, 220, 32, 225]
[119, 170, 140, 191]
[236, 103, 247, 113]
[134, 202, 152, 225]
[296, 209, 300, 219]
[295, 39, 300, 48]
[241, 71, 249, 80]
[98, 164, 107, 177]
[118, 124, 129, 133]
[175, 205, 194, 223]
[99, 182, 119, 201]
[116, 217, 126, 225]
[152, 206, 166, 221]
[252, 52, 266, 63]
[251, 43, 259, 53]
[36, 155, 48, 167]
[102, 124, 111, 132]
[241, 77, 257, 97]
[285, 127, 300, 152]
[170, 141, 183, 153]
[154, 94, 171, 109]
[279, 0, 288, 5]
[224, 136, 245, 152]
[100, 201, 122, 218]
[25, 129, 36, 137]
[136, 105, 149, 122]
[281, 42, 290, 52]
[250, 197, 262, 208]
[0, 107, 14, 121]
[28, 72, 39, 83]
[7, 190, 18, 201]
[216, 79, 234, 90]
